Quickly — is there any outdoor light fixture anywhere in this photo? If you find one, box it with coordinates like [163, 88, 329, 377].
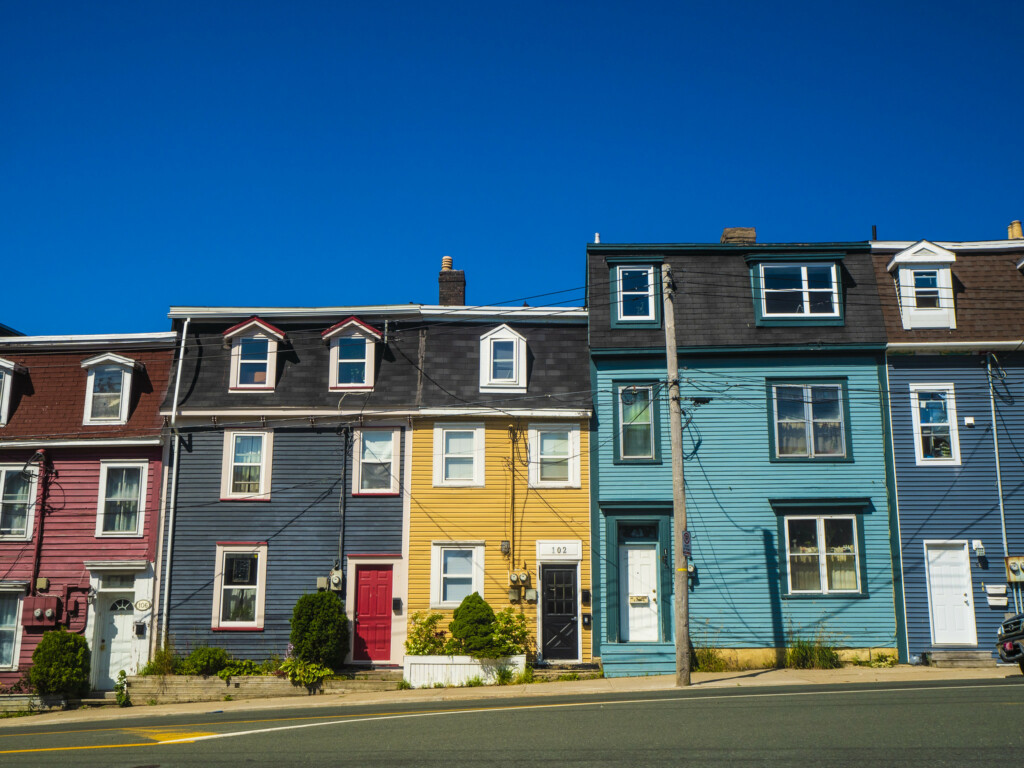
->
[973, 540, 986, 558]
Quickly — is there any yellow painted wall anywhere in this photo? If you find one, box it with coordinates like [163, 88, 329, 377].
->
[408, 418, 591, 661]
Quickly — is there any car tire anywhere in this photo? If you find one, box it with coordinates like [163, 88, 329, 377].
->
[1019, 660, 1024, 676]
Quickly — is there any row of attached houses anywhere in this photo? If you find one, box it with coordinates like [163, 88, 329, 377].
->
[2, 226, 1023, 688]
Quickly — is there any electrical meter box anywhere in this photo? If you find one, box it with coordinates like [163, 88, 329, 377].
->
[1005, 556, 1024, 583]
[22, 595, 61, 628]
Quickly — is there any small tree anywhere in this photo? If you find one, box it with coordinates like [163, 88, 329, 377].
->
[290, 591, 349, 669]
[448, 592, 500, 658]
[30, 629, 91, 696]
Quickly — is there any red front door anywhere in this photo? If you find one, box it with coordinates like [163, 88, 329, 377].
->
[353, 565, 393, 662]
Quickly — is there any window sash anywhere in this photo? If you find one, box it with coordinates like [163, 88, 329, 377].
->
[491, 340, 516, 381]
[336, 337, 367, 385]
[441, 549, 475, 604]
[90, 366, 124, 420]
[916, 391, 953, 459]
[537, 429, 571, 482]
[231, 434, 264, 495]
[443, 430, 476, 481]
[236, 337, 270, 386]
[618, 267, 655, 320]
[0, 593, 17, 667]
[101, 466, 142, 534]
[359, 431, 394, 491]
[762, 264, 838, 317]
[619, 387, 654, 459]
[785, 516, 859, 594]
[221, 552, 259, 624]
[0, 469, 32, 537]
[773, 384, 845, 458]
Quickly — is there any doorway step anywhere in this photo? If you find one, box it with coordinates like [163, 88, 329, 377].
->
[530, 662, 602, 682]
[925, 650, 996, 667]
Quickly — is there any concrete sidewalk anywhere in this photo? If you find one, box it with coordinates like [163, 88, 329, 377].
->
[2, 664, 1019, 729]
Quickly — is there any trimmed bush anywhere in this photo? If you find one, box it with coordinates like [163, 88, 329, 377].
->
[290, 591, 349, 668]
[405, 612, 451, 655]
[492, 608, 530, 656]
[182, 646, 230, 676]
[29, 629, 91, 696]
[448, 593, 499, 658]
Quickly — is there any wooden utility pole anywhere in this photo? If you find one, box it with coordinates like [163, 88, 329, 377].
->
[662, 263, 690, 687]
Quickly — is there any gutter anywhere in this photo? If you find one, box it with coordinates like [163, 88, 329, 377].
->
[887, 341, 1024, 353]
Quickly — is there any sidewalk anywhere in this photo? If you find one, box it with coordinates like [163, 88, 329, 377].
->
[2, 664, 1019, 729]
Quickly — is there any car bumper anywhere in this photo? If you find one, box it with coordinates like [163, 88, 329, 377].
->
[997, 638, 1024, 663]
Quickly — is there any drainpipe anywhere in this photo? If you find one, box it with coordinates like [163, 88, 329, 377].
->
[160, 317, 190, 646]
[986, 354, 1013, 611]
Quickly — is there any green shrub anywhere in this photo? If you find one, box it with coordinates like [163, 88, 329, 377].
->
[692, 645, 727, 672]
[397, 678, 412, 690]
[114, 670, 131, 707]
[463, 675, 485, 687]
[492, 608, 530, 656]
[494, 665, 514, 686]
[448, 593, 499, 658]
[259, 655, 283, 674]
[405, 612, 450, 655]
[290, 592, 349, 669]
[217, 659, 260, 682]
[512, 666, 534, 685]
[279, 657, 333, 690]
[181, 646, 230, 676]
[786, 633, 841, 669]
[29, 629, 91, 696]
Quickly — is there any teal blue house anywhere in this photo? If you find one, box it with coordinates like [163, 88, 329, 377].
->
[586, 231, 903, 676]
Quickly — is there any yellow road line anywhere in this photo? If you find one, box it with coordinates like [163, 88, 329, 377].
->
[0, 742, 155, 755]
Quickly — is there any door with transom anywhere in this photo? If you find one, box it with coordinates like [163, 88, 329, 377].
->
[96, 596, 135, 689]
[619, 544, 659, 642]
[540, 565, 578, 660]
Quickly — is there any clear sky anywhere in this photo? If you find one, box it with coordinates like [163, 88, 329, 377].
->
[3, 1, 1022, 335]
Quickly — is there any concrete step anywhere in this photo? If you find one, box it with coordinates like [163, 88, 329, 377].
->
[926, 651, 996, 668]
[336, 668, 404, 682]
[531, 663, 602, 682]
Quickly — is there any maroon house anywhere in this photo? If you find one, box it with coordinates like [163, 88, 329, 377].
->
[0, 331, 175, 690]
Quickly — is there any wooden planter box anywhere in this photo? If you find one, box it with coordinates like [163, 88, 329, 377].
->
[403, 654, 526, 688]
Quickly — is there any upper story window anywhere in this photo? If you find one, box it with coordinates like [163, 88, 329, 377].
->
[0, 465, 36, 541]
[322, 317, 382, 392]
[220, 430, 274, 500]
[354, 428, 400, 495]
[761, 263, 840, 317]
[479, 325, 527, 392]
[81, 353, 139, 425]
[0, 358, 25, 427]
[612, 265, 660, 324]
[95, 461, 147, 537]
[223, 317, 287, 392]
[432, 423, 485, 487]
[770, 382, 848, 460]
[887, 240, 956, 330]
[528, 423, 581, 488]
[616, 384, 659, 462]
[909, 383, 961, 466]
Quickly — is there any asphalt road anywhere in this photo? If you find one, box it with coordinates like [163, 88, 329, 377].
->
[1, 679, 1022, 767]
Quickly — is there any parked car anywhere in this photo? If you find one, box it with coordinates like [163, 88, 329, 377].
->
[996, 613, 1024, 673]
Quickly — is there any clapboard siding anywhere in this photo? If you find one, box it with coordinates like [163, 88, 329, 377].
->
[889, 354, 1024, 657]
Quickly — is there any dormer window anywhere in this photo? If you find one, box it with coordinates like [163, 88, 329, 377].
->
[479, 325, 526, 392]
[761, 264, 839, 317]
[224, 317, 286, 392]
[322, 317, 382, 391]
[0, 358, 25, 427]
[887, 240, 956, 330]
[81, 353, 139, 425]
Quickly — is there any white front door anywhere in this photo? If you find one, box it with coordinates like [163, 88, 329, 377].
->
[96, 596, 135, 689]
[925, 542, 977, 645]
[619, 545, 659, 642]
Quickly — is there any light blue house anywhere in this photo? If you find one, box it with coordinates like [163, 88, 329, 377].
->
[587, 231, 902, 676]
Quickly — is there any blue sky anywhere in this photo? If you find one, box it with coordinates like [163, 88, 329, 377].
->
[3, 1, 1022, 335]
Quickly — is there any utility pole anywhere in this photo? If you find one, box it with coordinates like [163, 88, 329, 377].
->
[662, 263, 690, 687]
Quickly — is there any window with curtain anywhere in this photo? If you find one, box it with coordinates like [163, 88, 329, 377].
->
[359, 430, 396, 492]
[619, 386, 655, 459]
[99, 464, 144, 535]
[785, 516, 859, 594]
[0, 467, 33, 538]
[0, 593, 19, 667]
[231, 434, 264, 495]
[772, 383, 845, 459]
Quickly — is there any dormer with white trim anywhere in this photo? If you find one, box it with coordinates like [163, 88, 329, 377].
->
[0, 357, 27, 427]
[479, 324, 527, 393]
[887, 240, 957, 330]
[82, 352, 142, 425]
[223, 317, 287, 392]
[321, 317, 382, 391]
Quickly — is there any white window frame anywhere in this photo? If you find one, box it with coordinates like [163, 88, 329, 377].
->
[94, 461, 148, 538]
[328, 334, 375, 391]
[527, 423, 581, 488]
[432, 423, 486, 487]
[429, 541, 485, 608]
[771, 383, 847, 459]
[354, 427, 400, 495]
[0, 585, 26, 671]
[0, 464, 38, 542]
[228, 334, 279, 391]
[760, 262, 841, 318]
[479, 325, 527, 392]
[211, 543, 268, 630]
[220, 430, 274, 500]
[887, 240, 957, 330]
[615, 265, 656, 321]
[784, 515, 861, 595]
[0, 358, 23, 427]
[81, 353, 136, 426]
[909, 383, 961, 466]
[618, 385, 656, 460]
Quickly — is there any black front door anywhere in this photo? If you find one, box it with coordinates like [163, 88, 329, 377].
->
[541, 565, 578, 660]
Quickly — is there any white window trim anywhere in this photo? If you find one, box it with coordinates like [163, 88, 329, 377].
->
[479, 325, 527, 393]
[760, 262, 841, 318]
[432, 423, 486, 487]
[909, 383, 961, 466]
[328, 332, 376, 391]
[211, 542, 268, 630]
[784, 515, 861, 595]
[615, 265, 656, 321]
[0, 358, 22, 427]
[527, 423, 581, 488]
[82, 354, 136, 426]
[0, 584, 26, 671]
[353, 427, 400, 495]
[0, 464, 38, 542]
[895, 265, 956, 330]
[228, 333, 279, 392]
[429, 541, 485, 608]
[771, 383, 847, 459]
[618, 385, 655, 460]
[220, 430, 274, 500]
[94, 461, 148, 538]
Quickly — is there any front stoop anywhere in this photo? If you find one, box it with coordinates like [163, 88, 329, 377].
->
[531, 663, 602, 682]
[925, 650, 996, 668]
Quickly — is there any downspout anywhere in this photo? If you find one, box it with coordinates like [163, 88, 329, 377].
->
[160, 317, 190, 646]
[987, 354, 1009, 564]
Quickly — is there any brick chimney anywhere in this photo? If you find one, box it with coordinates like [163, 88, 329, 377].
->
[1009, 220, 1023, 240]
[438, 255, 466, 306]
[721, 227, 756, 244]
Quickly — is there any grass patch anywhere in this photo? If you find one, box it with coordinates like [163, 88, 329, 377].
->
[463, 676, 485, 687]
[786, 632, 841, 669]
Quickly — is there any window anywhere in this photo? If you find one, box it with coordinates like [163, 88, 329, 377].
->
[771, 383, 847, 459]
[887, 240, 957, 329]
[224, 317, 286, 391]
[479, 325, 527, 392]
[212, 543, 267, 629]
[784, 516, 860, 594]
[220, 431, 274, 500]
[432, 423, 485, 487]
[618, 385, 656, 460]
[528, 423, 581, 488]
[616, 266, 656, 321]
[0, 358, 22, 427]
[0, 465, 36, 541]
[911, 269, 940, 308]
[430, 542, 484, 607]
[95, 462, 147, 537]
[761, 263, 840, 317]
[322, 317, 381, 391]
[354, 428, 400, 495]
[0, 589, 24, 669]
[909, 384, 961, 465]
[81, 353, 137, 425]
